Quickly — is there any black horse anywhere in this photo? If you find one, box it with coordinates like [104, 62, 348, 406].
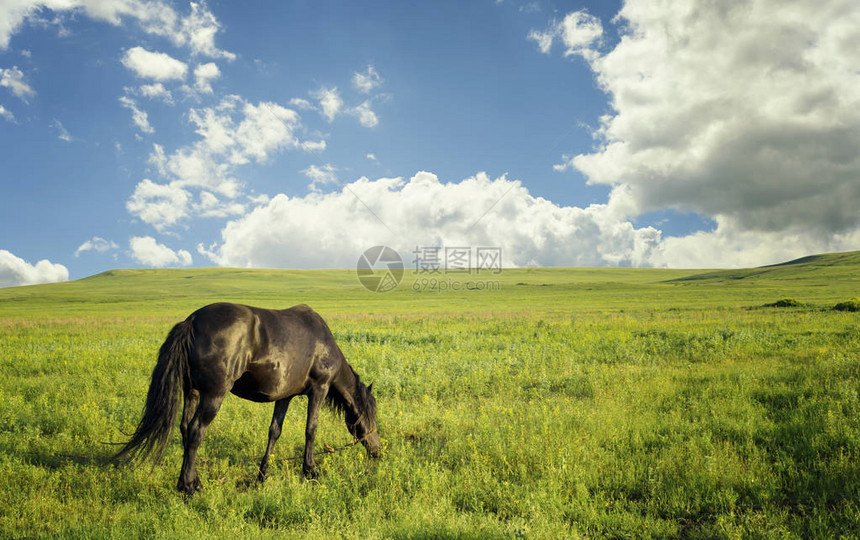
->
[114, 303, 381, 495]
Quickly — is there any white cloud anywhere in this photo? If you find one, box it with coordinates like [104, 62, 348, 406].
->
[126, 179, 190, 230]
[247, 193, 270, 205]
[300, 139, 326, 152]
[0, 249, 68, 288]
[308, 84, 379, 127]
[194, 190, 245, 218]
[193, 62, 219, 93]
[543, 0, 860, 267]
[148, 142, 167, 175]
[122, 46, 187, 80]
[0, 66, 35, 102]
[527, 28, 555, 55]
[289, 97, 315, 111]
[349, 100, 378, 128]
[75, 236, 118, 256]
[366, 153, 376, 161]
[649, 218, 860, 269]
[129, 236, 192, 267]
[352, 65, 382, 93]
[229, 100, 300, 164]
[180, 1, 236, 60]
[138, 82, 173, 103]
[0, 1, 233, 60]
[51, 118, 72, 141]
[119, 95, 154, 134]
[77, 0, 177, 36]
[311, 86, 343, 122]
[184, 96, 301, 167]
[528, 10, 602, 60]
[0, 104, 16, 122]
[165, 145, 234, 194]
[302, 163, 338, 191]
[128, 96, 304, 230]
[201, 171, 661, 269]
[552, 154, 575, 172]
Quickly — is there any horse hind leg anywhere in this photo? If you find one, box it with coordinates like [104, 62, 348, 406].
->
[180, 388, 200, 450]
[257, 397, 292, 483]
[177, 392, 225, 496]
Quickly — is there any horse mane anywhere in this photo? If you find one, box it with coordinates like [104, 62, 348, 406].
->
[325, 362, 376, 422]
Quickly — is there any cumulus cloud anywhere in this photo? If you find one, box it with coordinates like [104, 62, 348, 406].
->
[185, 96, 300, 167]
[195, 190, 245, 218]
[122, 46, 187, 80]
[75, 236, 118, 256]
[0, 104, 15, 122]
[352, 65, 382, 93]
[307, 86, 379, 127]
[183, 96, 300, 167]
[126, 178, 190, 230]
[288, 97, 315, 111]
[129, 236, 192, 267]
[138, 82, 173, 103]
[128, 96, 303, 230]
[193, 62, 219, 93]
[650, 218, 860, 269]
[200, 171, 661, 269]
[0, 1, 233, 59]
[302, 163, 338, 191]
[541, 0, 860, 267]
[0, 66, 35, 102]
[528, 10, 602, 60]
[0, 249, 68, 288]
[300, 140, 326, 153]
[119, 95, 154, 134]
[349, 100, 379, 128]
[180, 1, 236, 60]
[311, 86, 343, 122]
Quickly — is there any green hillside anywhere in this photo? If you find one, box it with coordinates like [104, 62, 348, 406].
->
[1, 250, 859, 318]
[668, 250, 860, 283]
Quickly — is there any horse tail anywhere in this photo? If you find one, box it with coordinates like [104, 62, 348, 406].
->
[113, 317, 194, 465]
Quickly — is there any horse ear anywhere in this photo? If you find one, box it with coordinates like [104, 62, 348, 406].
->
[368, 382, 374, 393]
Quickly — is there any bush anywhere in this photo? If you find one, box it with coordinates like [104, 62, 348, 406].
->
[833, 298, 860, 312]
[764, 298, 801, 308]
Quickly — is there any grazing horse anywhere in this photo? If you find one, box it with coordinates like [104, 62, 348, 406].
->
[114, 303, 381, 496]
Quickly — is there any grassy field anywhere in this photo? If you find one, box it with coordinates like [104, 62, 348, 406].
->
[0, 253, 859, 538]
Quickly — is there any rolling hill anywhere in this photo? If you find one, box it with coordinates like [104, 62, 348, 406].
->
[667, 250, 860, 282]
[0, 250, 858, 317]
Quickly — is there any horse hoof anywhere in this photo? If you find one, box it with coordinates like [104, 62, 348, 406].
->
[178, 477, 203, 497]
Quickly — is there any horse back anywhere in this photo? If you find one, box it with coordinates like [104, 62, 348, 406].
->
[187, 303, 343, 401]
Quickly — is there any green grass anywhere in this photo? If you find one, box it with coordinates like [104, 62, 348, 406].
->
[1, 253, 859, 538]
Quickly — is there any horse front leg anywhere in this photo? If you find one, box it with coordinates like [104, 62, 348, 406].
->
[257, 397, 292, 483]
[302, 384, 328, 479]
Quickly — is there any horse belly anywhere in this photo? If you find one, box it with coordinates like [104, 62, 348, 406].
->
[229, 358, 309, 402]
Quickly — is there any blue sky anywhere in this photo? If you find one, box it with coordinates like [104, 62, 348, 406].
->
[1, 0, 859, 286]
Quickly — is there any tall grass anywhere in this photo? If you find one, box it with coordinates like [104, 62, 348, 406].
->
[0, 261, 859, 537]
